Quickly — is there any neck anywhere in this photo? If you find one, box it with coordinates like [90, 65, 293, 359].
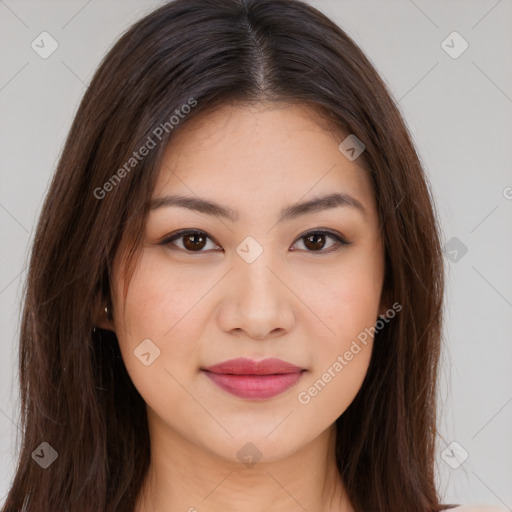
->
[135, 412, 353, 512]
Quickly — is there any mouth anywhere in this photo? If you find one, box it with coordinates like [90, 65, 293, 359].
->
[200, 357, 306, 400]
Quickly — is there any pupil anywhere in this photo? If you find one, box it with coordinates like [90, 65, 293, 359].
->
[184, 233, 205, 251]
[306, 233, 324, 250]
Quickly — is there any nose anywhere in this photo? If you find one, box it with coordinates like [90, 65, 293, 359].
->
[217, 249, 295, 340]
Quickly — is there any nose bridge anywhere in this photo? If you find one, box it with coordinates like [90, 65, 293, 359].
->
[225, 235, 294, 337]
[235, 237, 280, 300]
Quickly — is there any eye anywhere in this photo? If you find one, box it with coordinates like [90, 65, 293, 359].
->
[160, 229, 220, 253]
[159, 229, 351, 254]
[290, 230, 351, 253]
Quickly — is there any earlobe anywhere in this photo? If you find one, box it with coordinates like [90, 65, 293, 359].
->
[91, 293, 115, 331]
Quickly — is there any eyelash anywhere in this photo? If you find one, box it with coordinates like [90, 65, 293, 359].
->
[159, 229, 352, 254]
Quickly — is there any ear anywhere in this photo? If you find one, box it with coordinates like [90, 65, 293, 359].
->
[91, 291, 115, 331]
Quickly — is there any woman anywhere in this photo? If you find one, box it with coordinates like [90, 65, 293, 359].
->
[1, 0, 504, 511]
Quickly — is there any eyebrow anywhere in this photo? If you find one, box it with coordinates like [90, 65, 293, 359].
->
[149, 192, 367, 222]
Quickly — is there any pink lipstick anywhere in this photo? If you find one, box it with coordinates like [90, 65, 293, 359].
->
[201, 357, 305, 400]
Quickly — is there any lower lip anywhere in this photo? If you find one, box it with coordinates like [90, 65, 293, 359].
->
[202, 370, 304, 399]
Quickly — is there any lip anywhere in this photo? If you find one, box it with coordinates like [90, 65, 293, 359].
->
[201, 357, 305, 400]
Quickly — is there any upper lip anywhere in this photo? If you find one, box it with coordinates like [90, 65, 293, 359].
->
[201, 357, 304, 375]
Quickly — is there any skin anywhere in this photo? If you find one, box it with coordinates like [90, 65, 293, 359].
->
[98, 102, 389, 512]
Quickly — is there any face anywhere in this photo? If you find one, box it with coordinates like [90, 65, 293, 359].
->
[109, 102, 386, 464]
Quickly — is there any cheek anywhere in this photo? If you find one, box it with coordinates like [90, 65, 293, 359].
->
[117, 249, 211, 339]
[310, 249, 383, 342]
[296, 248, 382, 416]
[112, 252, 208, 401]
[297, 278, 376, 422]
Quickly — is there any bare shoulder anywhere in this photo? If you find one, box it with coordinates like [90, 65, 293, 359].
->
[449, 506, 510, 512]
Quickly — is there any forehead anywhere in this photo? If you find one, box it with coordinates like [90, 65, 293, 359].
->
[153, 102, 377, 222]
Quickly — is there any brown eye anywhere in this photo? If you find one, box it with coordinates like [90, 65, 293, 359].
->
[303, 232, 327, 251]
[182, 232, 207, 251]
[291, 230, 350, 253]
[161, 229, 350, 254]
[161, 230, 219, 253]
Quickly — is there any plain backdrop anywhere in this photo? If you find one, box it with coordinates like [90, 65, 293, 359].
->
[1, 0, 511, 508]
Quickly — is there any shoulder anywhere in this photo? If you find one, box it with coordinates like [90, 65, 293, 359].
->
[448, 506, 510, 512]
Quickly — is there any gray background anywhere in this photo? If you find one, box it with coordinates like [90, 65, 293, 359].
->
[1, 0, 511, 507]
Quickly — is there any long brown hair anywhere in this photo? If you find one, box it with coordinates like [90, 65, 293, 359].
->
[2, 0, 452, 510]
